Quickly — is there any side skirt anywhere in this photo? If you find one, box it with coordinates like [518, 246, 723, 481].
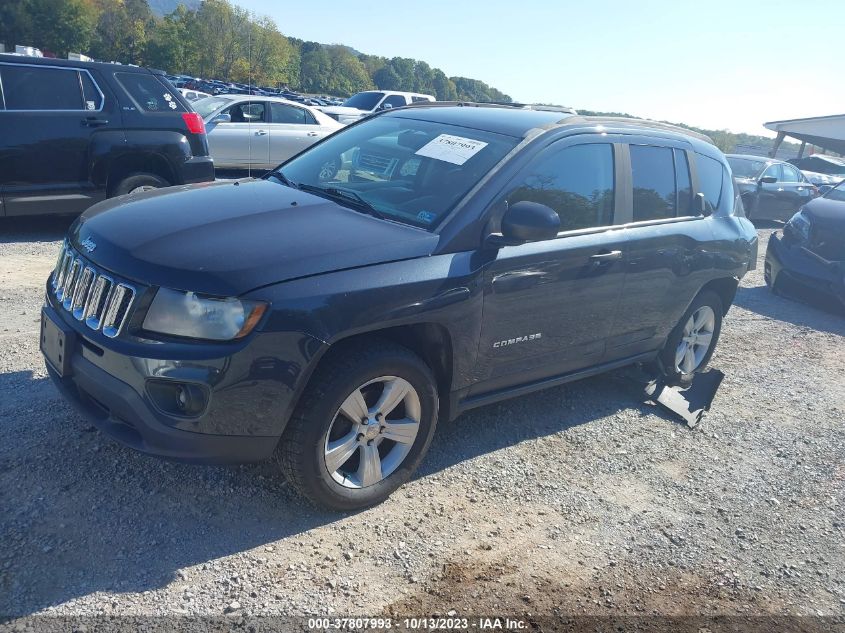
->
[449, 351, 659, 420]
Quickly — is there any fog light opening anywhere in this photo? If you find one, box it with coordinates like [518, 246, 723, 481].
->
[147, 380, 208, 418]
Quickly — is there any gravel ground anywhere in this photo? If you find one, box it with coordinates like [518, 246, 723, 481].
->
[1, 218, 843, 627]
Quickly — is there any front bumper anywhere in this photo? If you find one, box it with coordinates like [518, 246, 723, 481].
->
[42, 292, 325, 464]
[765, 233, 845, 308]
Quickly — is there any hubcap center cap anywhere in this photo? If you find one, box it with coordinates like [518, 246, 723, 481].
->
[362, 417, 381, 440]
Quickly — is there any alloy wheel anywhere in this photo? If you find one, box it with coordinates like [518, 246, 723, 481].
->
[323, 376, 421, 489]
[674, 305, 716, 374]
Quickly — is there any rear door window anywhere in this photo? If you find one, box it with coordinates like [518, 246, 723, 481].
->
[0, 64, 93, 110]
[507, 143, 615, 232]
[695, 153, 725, 211]
[630, 145, 676, 221]
[115, 72, 184, 112]
[227, 102, 266, 122]
[270, 102, 308, 124]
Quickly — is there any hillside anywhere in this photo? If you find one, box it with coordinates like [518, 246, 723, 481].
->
[147, 0, 200, 17]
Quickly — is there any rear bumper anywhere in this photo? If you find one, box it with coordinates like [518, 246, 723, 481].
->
[180, 155, 215, 184]
[765, 233, 845, 307]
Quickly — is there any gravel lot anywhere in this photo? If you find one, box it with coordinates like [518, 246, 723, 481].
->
[1, 217, 843, 627]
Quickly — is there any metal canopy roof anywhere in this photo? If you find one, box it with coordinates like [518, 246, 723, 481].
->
[764, 114, 845, 156]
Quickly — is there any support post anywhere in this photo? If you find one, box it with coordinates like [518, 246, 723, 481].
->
[769, 132, 786, 158]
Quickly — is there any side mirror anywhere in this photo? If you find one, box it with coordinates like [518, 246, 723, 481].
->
[378, 103, 393, 111]
[211, 113, 231, 124]
[759, 175, 777, 184]
[487, 201, 560, 247]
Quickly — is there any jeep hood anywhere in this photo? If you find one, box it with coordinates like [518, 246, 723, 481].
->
[70, 179, 439, 296]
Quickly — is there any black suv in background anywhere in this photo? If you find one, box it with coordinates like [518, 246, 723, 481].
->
[0, 55, 214, 217]
[41, 105, 757, 510]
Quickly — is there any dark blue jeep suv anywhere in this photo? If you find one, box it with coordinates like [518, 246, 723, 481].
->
[41, 103, 757, 510]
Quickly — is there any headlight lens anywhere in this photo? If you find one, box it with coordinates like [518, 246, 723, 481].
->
[143, 288, 267, 341]
[786, 210, 811, 243]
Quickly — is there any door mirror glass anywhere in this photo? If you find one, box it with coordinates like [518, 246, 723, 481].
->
[759, 175, 777, 184]
[493, 201, 561, 246]
[212, 113, 231, 124]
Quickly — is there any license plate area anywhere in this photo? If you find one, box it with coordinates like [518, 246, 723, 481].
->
[41, 307, 76, 377]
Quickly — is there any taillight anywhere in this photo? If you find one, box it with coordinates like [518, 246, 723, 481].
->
[181, 112, 205, 135]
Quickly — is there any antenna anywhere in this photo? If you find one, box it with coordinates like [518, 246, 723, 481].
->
[247, 11, 252, 179]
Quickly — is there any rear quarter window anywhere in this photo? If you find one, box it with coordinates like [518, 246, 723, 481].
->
[115, 72, 184, 113]
[0, 64, 96, 110]
[695, 153, 724, 212]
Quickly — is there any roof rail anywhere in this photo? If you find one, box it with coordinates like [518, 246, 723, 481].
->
[577, 116, 715, 144]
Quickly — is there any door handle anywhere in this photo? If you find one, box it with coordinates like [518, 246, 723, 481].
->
[81, 117, 109, 127]
[589, 250, 622, 262]
[255, 130, 267, 136]
[307, 131, 320, 137]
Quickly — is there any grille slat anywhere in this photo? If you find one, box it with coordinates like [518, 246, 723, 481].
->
[49, 242, 137, 338]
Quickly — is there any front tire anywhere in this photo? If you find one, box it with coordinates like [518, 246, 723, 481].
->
[276, 340, 439, 511]
[659, 290, 723, 386]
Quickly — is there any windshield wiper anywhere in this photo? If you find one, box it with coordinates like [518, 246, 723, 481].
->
[297, 184, 385, 220]
[269, 169, 299, 190]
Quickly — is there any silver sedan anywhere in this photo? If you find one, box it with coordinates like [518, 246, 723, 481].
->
[194, 95, 343, 170]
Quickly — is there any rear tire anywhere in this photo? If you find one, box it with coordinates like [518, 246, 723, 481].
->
[111, 172, 170, 196]
[659, 290, 723, 386]
[276, 340, 439, 511]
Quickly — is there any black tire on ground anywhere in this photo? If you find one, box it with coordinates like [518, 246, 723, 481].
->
[276, 340, 439, 511]
[659, 290, 724, 386]
[111, 173, 170, 197]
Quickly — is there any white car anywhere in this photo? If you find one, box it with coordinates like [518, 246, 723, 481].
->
[180, 88, 210, 102]
[320, 90, 435, 125]
[194, 95, 342, 170]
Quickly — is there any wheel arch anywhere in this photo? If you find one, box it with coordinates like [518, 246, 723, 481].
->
[285, 322, 455, 427]
[106, 152, 177, 196]
[698, 277, 739, 315]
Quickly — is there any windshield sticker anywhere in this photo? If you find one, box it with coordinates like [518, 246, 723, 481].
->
[417, 210, 436, 224]
[415, 134, 488, 166]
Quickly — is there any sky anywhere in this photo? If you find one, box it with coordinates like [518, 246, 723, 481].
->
[233, 0, 843, 137]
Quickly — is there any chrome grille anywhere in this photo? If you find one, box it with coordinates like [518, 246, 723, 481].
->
[50, 242, 137, 338]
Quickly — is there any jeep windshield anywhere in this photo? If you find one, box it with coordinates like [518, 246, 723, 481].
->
[342, 92, 385, 110]
[271, 115, 519, 229]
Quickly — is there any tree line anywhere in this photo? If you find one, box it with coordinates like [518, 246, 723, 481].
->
[0, 0, 512, 101]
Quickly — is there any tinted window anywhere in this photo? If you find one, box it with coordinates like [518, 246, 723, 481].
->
[79, 72, 103, 110]
[781, 164, 801, 182]
[695, 153, 725, 211]
[270, 102, 306, 124]
[115, 72, 184, 112]
[507, 143, 615, 231]
[411, 96, 430, 102]
[675, 149, 693, 216]
[382, 94, 408, 109]
[0, 64, 85, 110]
[631, 145, 676, 221]
[342, 92, 384, 110]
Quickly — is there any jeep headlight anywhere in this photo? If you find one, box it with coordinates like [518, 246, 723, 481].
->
[143, 288, 267, 341]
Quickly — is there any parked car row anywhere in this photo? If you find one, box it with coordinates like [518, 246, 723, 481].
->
[164, 74, 345, 107]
